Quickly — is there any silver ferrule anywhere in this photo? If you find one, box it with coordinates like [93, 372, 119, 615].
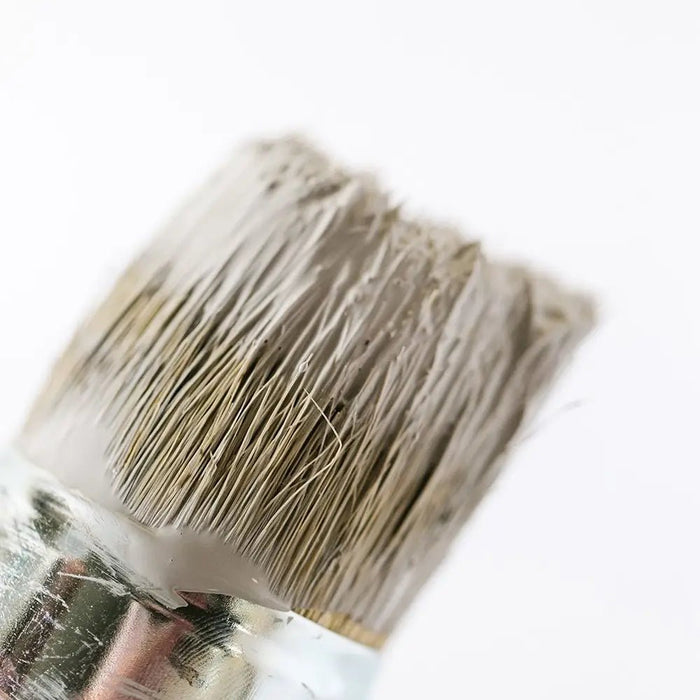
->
[0, 451, 378, 699]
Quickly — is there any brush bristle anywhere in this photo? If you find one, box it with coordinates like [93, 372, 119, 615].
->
[20, 137, 593, 640]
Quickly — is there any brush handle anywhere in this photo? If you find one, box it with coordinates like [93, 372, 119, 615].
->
[0, 452, 377, 699]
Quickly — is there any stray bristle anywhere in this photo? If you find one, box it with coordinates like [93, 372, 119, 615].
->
[20, 138, 593, 639]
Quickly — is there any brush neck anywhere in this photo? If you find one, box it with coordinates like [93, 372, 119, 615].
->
[0, 451, 378, 699]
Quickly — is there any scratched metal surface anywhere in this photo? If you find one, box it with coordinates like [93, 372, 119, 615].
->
[0, 452, 377, 699]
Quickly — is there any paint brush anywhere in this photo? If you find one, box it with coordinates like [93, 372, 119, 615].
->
[0, 137, 592, 698]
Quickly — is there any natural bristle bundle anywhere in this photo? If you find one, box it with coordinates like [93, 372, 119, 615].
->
[20, 138, 592, 639]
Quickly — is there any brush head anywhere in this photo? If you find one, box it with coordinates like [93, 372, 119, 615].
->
[20, 137, 593, 643]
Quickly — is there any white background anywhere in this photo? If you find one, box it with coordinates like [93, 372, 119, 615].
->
[1, 2, 699, 698]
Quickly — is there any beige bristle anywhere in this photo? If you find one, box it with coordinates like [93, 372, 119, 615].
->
[19, 137, 593, 642]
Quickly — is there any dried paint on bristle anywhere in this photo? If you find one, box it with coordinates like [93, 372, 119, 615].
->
[20, 137, 593, 641]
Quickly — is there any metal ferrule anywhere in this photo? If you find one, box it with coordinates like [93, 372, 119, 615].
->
[0, 451, 378, 699]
